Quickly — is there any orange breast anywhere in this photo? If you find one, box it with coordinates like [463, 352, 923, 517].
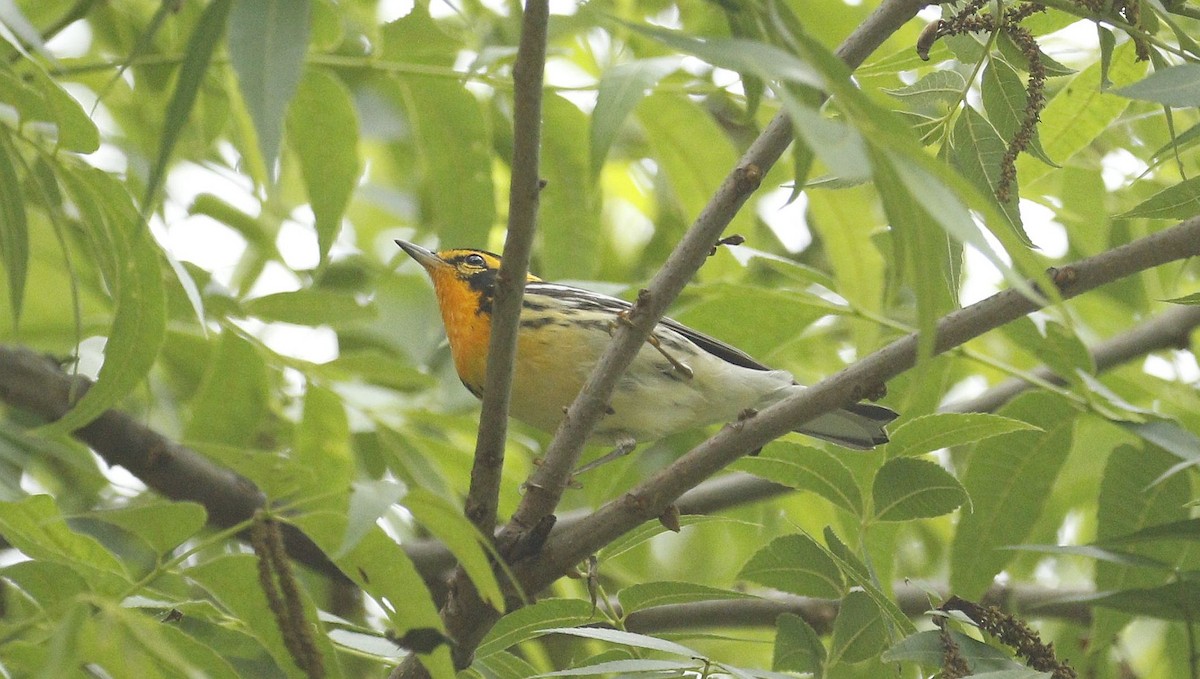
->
[431, 270, 491, 391]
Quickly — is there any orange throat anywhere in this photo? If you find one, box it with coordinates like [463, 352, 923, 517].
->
[431, 271, 491, 392]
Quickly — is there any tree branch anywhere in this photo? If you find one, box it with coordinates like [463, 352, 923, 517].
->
[519, 217, 1200, 598]
[392, 301, 1200, 578]
[0, 345, 345, 581]
[465, 0, 549, 541]
[624, 582, 1094, 635]
[497, 0, 929, 552]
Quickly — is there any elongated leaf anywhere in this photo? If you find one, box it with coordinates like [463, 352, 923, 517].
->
[884, 69, 966, 110]
[1163, 292, 1200, 305]
[536, 659, 701, 677]
[0, 132, 27, 325]
[950, 393, 1076, 598]
[88, 501, 207, 556]
[1017, 42, 1145, 185]
[872, 456, 968, 521]
[590, 57, 679, 177]
[227, 0, 311, 174]
[739, 533, 844, 598]
[1005, 543, 1169, 570]
[145, 0, 232, 207]
[287, 67, 360, 264]
[1118, 175, 1200, 220]
[981, 58, 1055, 167]
[1114, 63, 1200, 107]
[827, 591, 888, 665]
[295, 383, 354, 504]
[290, 515, 456, 676]
[886, 413, 1040, 458]
[884, 629, 1027, 671]
[773, 613, 825, 676]
[0, 496, 130, 595]
[184, 331, 269, 447]
[536, 627, 700, 657]
[476, 599, 597, 659]
[617, 581, 755, 614]
[27, 68, 98, 153]
[540, 94, 602, 279]
[1089, 580, 1200, 620]
[403, 488, 504, 609]
[950, 106, 1022, 235]
[44, 169, 166, 436]
[187, 553, 346, 679]
[732, 442, 863, 515]
[1091, 444, 1192, 649]
[244, 289, 375, 326]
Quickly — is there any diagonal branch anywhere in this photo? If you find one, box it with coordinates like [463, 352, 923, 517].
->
[392, 301, 1200, 577]
[498, 0, 930, 549]
[519, 216, 1200, 597]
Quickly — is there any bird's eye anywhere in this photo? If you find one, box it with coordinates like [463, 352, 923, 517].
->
[464, 254, 487, 268]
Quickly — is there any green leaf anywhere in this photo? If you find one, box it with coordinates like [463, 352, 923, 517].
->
[243, 289, 375, 326]
[227, 0, 311, 173]
[981, 58, 1056, 167]
[1102, 518, 1200, 545]
[739, 533, 844, 598]
[1005, 543, 1170, 570]
[617, 581, 756, 614]
[590, 57, 680, 177]
[1118, 175, 1200, 220]
[474, 650, 539, 679]
[1017, 42, 1145, 185]
[26, 67, 99, 153]
[287, 67, 360, 264]
[884, 69, 966, 110]
[295, 383, 354, 503]
[186, 553, 345, 679]
[290, 515, 456, 676]
[1163, 292, 1200, 305]
[619, 21, 823, 89]
[1091, 443, 1192, 647]
[1114, 63, 1200, 107]
[539, 94, 602, 279]
[476, 599, 597, 658]
[537, 627, 700, 657]
[88, 501, 207, 556]
[599, 515, 751, 561]
[886, 413, 1040, 458]
[44, 169, 166, 436]
[827, 591, 888, 665]
[403, 487, 505, 609]
[145, 0, 231, 207]
[0, 496, 129, 595]
[1089, 580, 1200, 620]
[773, 613, 825, 676]
[950, 393, 1076, 598]
[184, 331, 269, 447]
[536, 659, 700, 676]
[338, 479, 407, 556]
[950, 106, 1023, 238]
[0, 132, 28, 325]
[883, 629, 1027, 672]
[731, 442, 863, 515]
[872, 456, 968, 521]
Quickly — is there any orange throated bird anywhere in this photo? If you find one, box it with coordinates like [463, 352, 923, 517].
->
[397, 240, 897, 456]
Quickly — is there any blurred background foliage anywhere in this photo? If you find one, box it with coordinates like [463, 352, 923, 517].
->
[0, 0, 1198, 676]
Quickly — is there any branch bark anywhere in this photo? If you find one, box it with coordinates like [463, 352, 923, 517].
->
[0, 345, 345, 581]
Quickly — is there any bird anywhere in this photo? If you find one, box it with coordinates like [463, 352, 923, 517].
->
[396, 240, 897, 458]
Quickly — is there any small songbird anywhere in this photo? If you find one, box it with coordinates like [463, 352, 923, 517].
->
[397, 240, 896, 453]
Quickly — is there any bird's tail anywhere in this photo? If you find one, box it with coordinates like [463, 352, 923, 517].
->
[795, 402, 897, 450]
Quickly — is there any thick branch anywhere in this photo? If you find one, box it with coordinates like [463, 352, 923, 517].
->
[945, 304, 1200, 414]
[519, 217, 1200, 598]
[0, 345, 345, 581]
[624, 583, 1094, 635]
[395, 302, 1200, 577]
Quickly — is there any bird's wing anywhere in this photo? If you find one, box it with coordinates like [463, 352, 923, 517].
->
[524, 282, 769, 372]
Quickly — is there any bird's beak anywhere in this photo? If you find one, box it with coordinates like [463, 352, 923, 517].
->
[395, 240, 443, 272]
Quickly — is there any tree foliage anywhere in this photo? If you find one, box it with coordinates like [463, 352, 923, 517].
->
[0, 0, 1199, 677]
